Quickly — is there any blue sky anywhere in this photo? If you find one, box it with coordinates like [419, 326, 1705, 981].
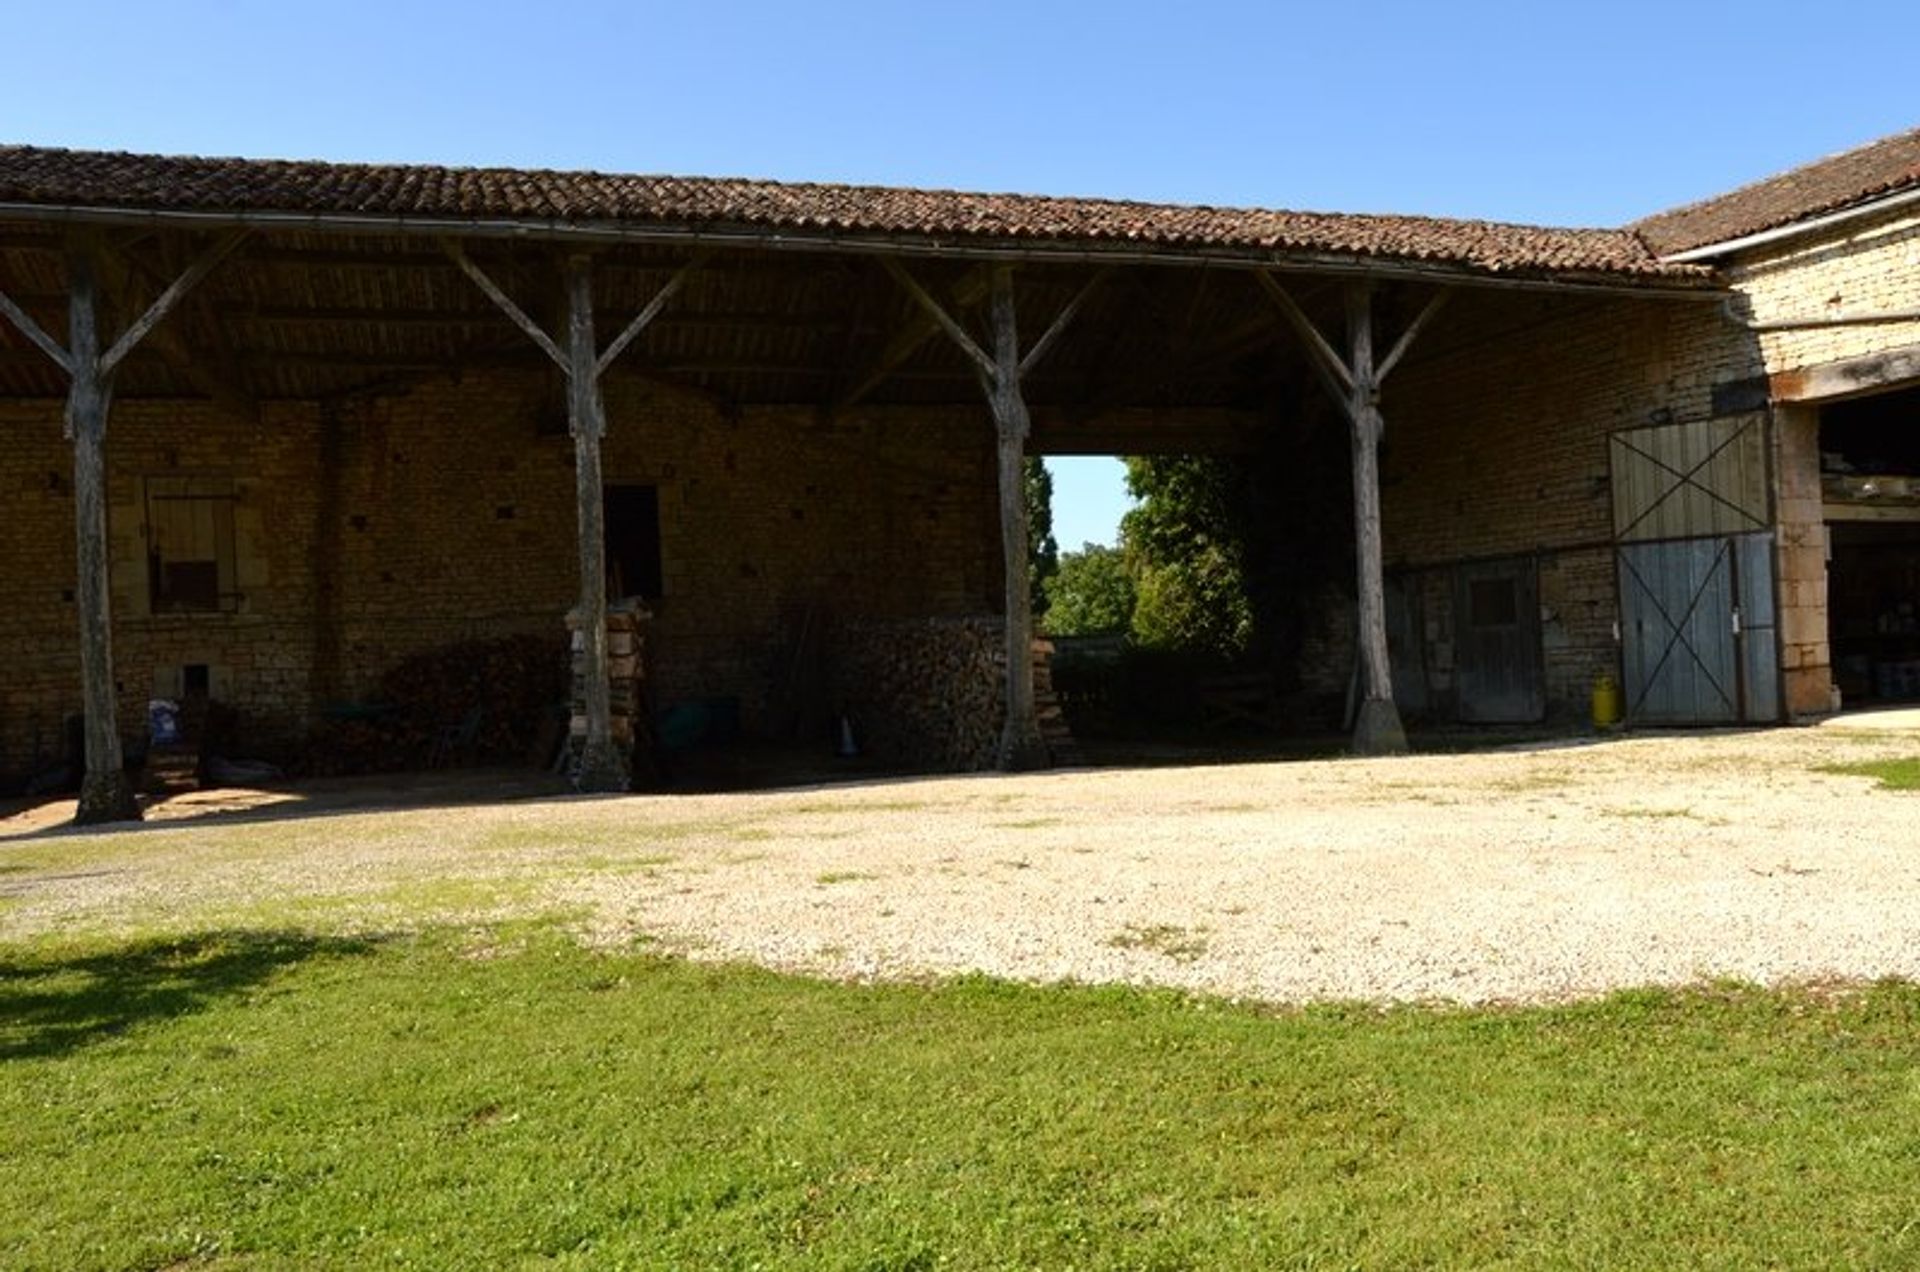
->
[6, 1, 1915, 547]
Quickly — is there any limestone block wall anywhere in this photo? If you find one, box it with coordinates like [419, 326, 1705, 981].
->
[0, 373, 999, 775]
[1729, 207, 1920, 376]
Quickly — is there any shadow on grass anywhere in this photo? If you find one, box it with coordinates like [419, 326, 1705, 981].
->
[0, 930, 380, 1062]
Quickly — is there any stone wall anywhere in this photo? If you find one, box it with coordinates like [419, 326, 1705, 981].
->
[1376, 295, 1766, 717]
[1731, 207, 1920, 376]
[0, 373, 999, 775]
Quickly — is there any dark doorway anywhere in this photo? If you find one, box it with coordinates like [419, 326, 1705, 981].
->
[1819, 386, 1920, 705]
[604, 484, 663, 601]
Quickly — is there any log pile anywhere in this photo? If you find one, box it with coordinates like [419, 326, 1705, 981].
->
[302, 632, 567, 775]
[834, 617, 1077, 771]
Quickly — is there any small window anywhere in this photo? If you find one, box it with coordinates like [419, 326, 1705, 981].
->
[1467, 578, 1519, 628]
[604, 484, 663, 600]
[146, 476, 238, 614]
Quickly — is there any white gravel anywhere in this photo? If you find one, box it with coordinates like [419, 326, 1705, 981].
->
[4, 724, 1919, 1005]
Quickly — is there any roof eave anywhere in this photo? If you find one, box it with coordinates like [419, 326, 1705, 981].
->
[0, 199, 1724, 299]
[1656, 184, 1920, 264]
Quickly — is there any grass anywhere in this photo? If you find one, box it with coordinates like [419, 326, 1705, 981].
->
[1107, 922, 1212, 963]
[4, 927, 1920, 1269]
[814, 870, 877, 885]
[1820, 756, 1920, 791]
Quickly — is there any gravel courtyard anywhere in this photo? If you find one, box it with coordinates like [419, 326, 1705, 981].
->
[4, 722, 1918, 1005]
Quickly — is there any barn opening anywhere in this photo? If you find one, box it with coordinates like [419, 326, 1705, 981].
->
[1821, 383, 1920, 705]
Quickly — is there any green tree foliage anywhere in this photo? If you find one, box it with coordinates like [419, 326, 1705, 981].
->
[1120, 457, 1253, 658]
[1043, 543, 1136, 636]
[1024, 458, 1058, 618]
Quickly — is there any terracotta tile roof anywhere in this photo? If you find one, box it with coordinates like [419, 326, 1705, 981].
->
[0, 144, 1711, 286]
[1634, 127, 1920, 257]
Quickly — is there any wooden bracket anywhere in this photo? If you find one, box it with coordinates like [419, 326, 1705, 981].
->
[1256, 272, 1355, 400]
[596, 251, 707, 377]
[1017, 268, 1109, 380]
[0, 285, 74, 373]
[442, 240, 568, 370]
[98, 231, 247, 376]
[1376, 288, 1451, 383]
[880, 258, 998, 380]
[831, 263, 993, 416]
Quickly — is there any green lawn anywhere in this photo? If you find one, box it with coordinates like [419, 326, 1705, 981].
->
[4, 927, 1920, 1270]
[1821, 756, 1920, 791]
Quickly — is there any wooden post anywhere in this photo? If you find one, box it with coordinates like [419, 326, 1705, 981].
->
[879, 260, 1101, 770]
[564, 253, 628, 793]
[986, 268, 1047, 770]
[0, 231, 242, 824]
[1258, 276, 1445, 756]
[66, 243, 141, 823]
[1344, 283, 1407, 755]
[443, 243, 700, 792]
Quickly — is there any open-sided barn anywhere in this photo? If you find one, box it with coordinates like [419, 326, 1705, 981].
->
[1, 127, 1917, 822]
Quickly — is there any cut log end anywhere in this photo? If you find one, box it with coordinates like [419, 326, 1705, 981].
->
[1350, 698, 1409, 757]
[73, 770, 143, 825]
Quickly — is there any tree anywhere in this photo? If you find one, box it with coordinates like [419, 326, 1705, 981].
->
[1120, 456, 1252, 658]
[1043, 542, 1135, 636]
[1024, 458, 1058, 618]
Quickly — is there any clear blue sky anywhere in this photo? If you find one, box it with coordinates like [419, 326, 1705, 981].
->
[6, 1, 1914, 547]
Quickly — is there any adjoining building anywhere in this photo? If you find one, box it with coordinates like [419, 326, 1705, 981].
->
[0, 128, 1914, 821]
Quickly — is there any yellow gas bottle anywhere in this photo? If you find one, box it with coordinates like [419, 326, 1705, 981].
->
[1591, 674, 1623, 729]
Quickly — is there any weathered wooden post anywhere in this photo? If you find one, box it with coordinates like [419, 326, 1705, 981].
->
[881, 260, 1103, 770]
[0, 230, 243, 824]
[1257, 274, 1448, 755]
[444, 242, 700, 791]
[64, 244, 140, 822]
[984, 268, 1047, 769]
[1342, 284, 1405, 754]
[562, 253, 626, 791]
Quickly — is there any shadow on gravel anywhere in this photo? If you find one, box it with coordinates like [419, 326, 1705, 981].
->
[0, 930, 381, 1063]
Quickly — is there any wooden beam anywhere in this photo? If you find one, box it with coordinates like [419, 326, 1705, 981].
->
[595, 252, 706, 376]
[563, 253, 627, 793]
[101, 241, 257, 422]
[64, 239, 141, 823]
[99, 231, 247, 376]
[832, 264, 992, 415]
[1375, 288, 1451, 383]
[880, 258, 997, 381]
[1017, 268, 1108, 380]
[0, 285, 73, 373]
[1342, 283, 1406, 756]
[442, 240, 568, 370]
[1255, 272, 1355, 407]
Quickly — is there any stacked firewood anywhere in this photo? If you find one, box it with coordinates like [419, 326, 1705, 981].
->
[834, 618, 1077, 771]
[568, 598, 652, 758]
[302, 632, 567, 775]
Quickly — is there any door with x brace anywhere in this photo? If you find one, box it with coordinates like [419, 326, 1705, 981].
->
[1610, 418, 1781, 724]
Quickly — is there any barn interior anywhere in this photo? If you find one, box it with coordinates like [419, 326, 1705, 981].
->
[0, 206, 1722, 804]
[1820, 383, 1920, 705]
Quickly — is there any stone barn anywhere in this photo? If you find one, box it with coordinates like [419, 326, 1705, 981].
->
[0, 127, 1915, 822]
